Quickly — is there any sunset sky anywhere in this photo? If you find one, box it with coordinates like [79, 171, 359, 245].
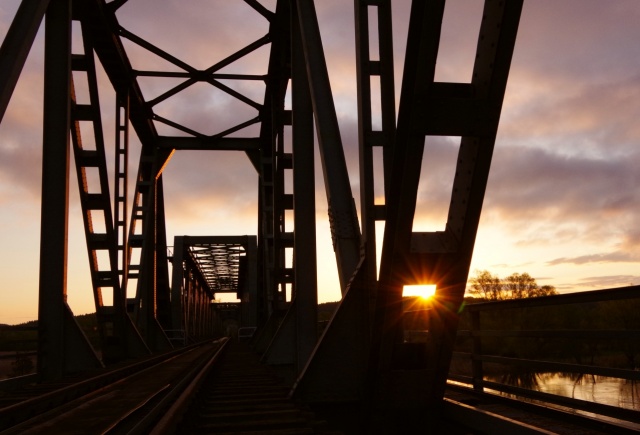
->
[1, 0, 639, 324]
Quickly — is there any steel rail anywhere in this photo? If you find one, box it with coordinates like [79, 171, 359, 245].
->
[109, 338, 230, 434]
[444, 383, 640, 435]
[443, 397, 557, 435]
[145, 334, 230, 434]
[0, 339, 224, 432]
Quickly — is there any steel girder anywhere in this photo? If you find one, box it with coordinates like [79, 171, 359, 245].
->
[23, 0, 283, 376]
[259, 0, 362, 373]
[292, 2, 523, 428]
[259, 0, 320, 369]
[27, 0, 356, 378]
[0, 0, 50, 124]
[296, 0, 361, 294]
[8, 0, 520, 412]
[69, 19, 149, 363]
[77, 0, 275, 353]
[251, 0, 292, 355]
[291, 0, 396, 403]
[38, 0, 103, 381]
[290, 0, 319, 373]
[367, 0, 524, 428]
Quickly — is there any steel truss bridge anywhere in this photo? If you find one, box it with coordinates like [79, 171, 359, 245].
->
[1, 0, 637, 432]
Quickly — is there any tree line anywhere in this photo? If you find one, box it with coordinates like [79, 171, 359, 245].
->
[453, 272, 640, 372]
[467, 269, 557, 301]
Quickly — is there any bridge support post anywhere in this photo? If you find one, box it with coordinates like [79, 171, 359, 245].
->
[290, 0, 395, 404]
[261, 0, 319, 374]
[291, 0, 318, 374]
[239, 237, 259, 328]
[295, 0, 361, 294]
[38, 0, 102, 381]
[253, 0, 291, 354]
[367, 0, 524, 428]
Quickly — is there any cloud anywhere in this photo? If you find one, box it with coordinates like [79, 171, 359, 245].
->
[514, 1, 640, 82]
[577, 275, 640, 289]
[500, 74, 640, 156]
[484, 145, 640, 231]
[490, 146, 640, 211]
[546, 227, 640, 266]
[548, 252, 640, 266]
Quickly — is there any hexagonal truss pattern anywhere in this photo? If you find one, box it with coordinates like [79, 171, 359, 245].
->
[188, 243, 245, 294]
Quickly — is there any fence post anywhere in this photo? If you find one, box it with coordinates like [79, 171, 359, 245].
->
[471, 309, 484, 392]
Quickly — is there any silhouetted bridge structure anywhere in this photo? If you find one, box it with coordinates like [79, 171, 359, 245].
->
[0, 0, 639, 433]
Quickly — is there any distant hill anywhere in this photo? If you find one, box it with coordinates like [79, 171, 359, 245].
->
[318, 301, 339, 322]
[0, 313, 99, 351]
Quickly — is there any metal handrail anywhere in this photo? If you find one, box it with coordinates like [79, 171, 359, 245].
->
[451, 285, 640, 424]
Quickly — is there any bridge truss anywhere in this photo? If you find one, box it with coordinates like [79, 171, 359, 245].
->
[0, 0, 522, 427]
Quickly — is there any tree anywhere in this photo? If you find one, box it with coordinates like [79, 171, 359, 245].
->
[504, 273, 538, 299]
[468, 270, 503, 300]
[467, 270, 557, 300]
[535, 285, 558, 298]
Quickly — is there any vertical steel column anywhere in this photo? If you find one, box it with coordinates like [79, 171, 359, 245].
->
[355, 0, 395, 297]
[70, 20, 126, 363]
[368, 0, 523, 426]
[291, 0, 318, 373]
[263, 0, 320, 370]
[193, 286, 200, 340]
[192, 278, 199, 339]
[66, 18, 149, 364]
[370, 5, 448, 417]
[291, 0, 375, 401]
[114, 91, 129, 293]
[171, 236, 186, 332]
[38, 0, 72, 381]
[295, 0, 361, 293]
[155, 176, 172, 329]
[198, 288, 204, 339]
[38, 0, 102, 380]
[242, 237, 259, 327]
[470, 310, 484, 392]
[274, 112, 292, 307]
[184, 273, 191, 340]
[253, 0, 292, 353]
[0, 0, 49, 123]
[129, 148, 173, 350]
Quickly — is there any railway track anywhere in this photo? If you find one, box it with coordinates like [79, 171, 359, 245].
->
[2, 336, 635, 434]
[0, 338, 344, 434]
[155, 340, 343, 434]
[0, 339, 226, 434]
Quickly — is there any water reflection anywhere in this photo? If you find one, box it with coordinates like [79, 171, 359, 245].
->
[498, 368, 540, 390]
[487, 371, 640, 411]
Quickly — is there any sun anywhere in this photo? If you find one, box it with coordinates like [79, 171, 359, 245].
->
[402, 284, 437, 300]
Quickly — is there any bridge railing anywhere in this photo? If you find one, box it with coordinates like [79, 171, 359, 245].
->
[449, 285, 640, 423]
